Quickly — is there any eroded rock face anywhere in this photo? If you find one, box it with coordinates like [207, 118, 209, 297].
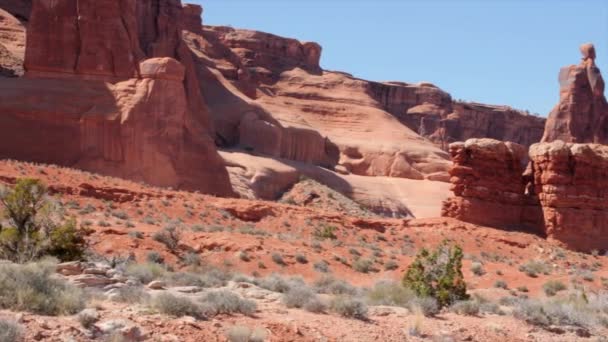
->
[541, 43, 608, 144]
[442, 139, 542, 230]
[25, 0, 142, 81]
[0, 8, 25, 77]
[0, 0, 233, 196]
[529, 141, 608, 251]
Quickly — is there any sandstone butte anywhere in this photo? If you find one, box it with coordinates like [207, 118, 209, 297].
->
[443, 43, 608, 252]
[0, 0, 552, 220]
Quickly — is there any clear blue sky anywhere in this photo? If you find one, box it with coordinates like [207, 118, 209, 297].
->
[194, 0, 608, 116]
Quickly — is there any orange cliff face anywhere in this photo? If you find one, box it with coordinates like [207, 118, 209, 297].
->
[0, 0, 233, 196]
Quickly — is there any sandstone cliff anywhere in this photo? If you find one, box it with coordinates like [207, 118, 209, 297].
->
[529, 141, 608, 251]
[0, 0, 233, 196]
[441, 139, 542, 230]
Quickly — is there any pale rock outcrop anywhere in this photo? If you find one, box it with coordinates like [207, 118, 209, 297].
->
[541, 43, 608, 144]
[529, 141, 608, 251]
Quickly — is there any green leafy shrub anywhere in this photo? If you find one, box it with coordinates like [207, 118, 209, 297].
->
[402, 240, 469, 308]
[0, 179, 87, 263]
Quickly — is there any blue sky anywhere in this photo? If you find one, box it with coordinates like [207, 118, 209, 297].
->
[194, 0, 608, 116]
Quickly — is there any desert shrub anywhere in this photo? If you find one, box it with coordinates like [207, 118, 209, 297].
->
[128, 231, 144, 239]
[152, 292, 204, 319]
[313, 260, 329, 273]
[199, 290, 256, 316]
[494, 280, 508, 289]
[0, 260, 85, 315]
[384, 260, 399, 271]
[408, 296, 440, 317]
[353, 258, 374, 273]
[0, 319, 22, 342]
[511, 294, 608, 328]
[152, 225, 181, 250]
[295, 253, 308, 264]
[314, 276, 357, 295]
[282, 284, 322, 311]
[519, 260, 551, 277]
[238, 251, 250, 262]
[109, 285, 150, 304]
[271, 252, 286, 266]
[226, 326, 267, 342]
[470, 262, 485, 276]
[77, 309, 99, 329]
[146, 251, 164, 264]
[163, 268, 229, 288]
[330, 296, 368, 320]
[543, 280, 567, 297]
[314, 225, 337, 240]
[303, 296, 327, 313]
[402, 240, 469, 308]
[450, 299, 480, 316]
[255, 274, 303, 293]
[125, 262, 167, 284]
[0, 179, 87, 263]
[182, 252, 201, 266]
[517, 286, 529, 293]
[367, 281, 416, 307]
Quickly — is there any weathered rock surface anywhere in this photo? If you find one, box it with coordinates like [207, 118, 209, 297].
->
[442, 139, 542, 230]
[541, 43, 608, 144]
[0, 8, 25, 77]
[0, 0, 233, 196]
[529, 141, 608, 251]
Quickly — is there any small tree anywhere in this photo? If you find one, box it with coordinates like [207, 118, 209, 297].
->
[0, 179, 86, 263]
[402, 240, 468, 308]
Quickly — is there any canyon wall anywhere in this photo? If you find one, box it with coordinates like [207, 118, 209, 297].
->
[0, 0, 233, 196]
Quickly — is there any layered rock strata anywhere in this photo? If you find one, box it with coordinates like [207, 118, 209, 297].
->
[441, 139, 541, 230]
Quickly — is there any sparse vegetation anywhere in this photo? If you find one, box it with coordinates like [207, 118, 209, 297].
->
[0, 260, 85, 315]
[153, 225, 182, 250]
[271, 252, 286, 266]
[0, 179, 87, 263]
[0, 319, 22, 342]
[282, 284, 325, 313]
[152, 292, 204, 319]
[494, 280, 508, 289]
[471, 262, 485, 276]
[226, 325, 267, 342]
[314, 225, 337, 240]
[199, 290, 257, 317]
[519, 260, 551, 278]
[542, 280, 567, 296]
[402, 240, 469, 308]
[330, 295, 368, 320]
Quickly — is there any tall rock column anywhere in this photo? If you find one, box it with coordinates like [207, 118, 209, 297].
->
[541, 43, 608, 143]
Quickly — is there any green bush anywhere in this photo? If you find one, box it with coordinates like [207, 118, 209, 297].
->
[314, 225, 337, 240]
[0, 261, 85, 315]
[402, 240, 469, 308]
[0, 179, 87, 263]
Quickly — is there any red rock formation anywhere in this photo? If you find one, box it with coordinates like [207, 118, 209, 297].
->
[0, 0, 31, 22]
[541, 43, 608, 144]
[442, 139, 542, 230]
[529, 141, 608, 251]
[0, 0, 233, 196]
